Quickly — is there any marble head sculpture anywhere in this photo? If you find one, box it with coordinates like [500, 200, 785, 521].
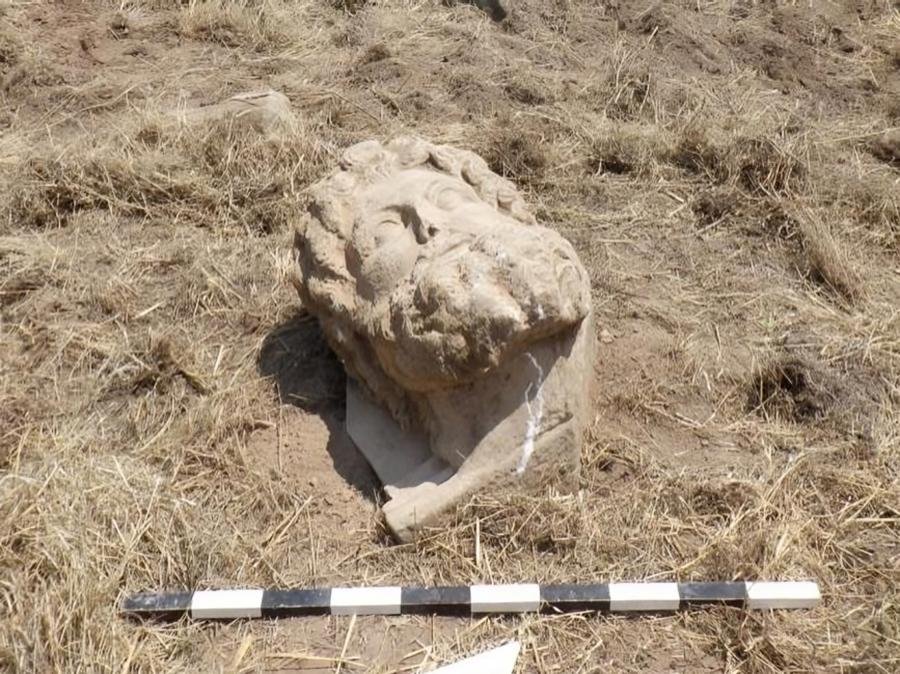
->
[294, 136, 593, 541]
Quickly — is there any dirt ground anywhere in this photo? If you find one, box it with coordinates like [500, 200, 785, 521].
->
[1, 1, 899, 672]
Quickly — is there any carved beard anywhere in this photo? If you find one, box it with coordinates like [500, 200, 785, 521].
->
[370, 228, 590, 393]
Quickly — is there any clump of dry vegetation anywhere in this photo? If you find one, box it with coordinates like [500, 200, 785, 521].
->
[870, 129, 900, 166]
[7, 117, 331, 232]
[483, 121, 549, 184]
[1, 0, 899, 671]
[748, 347, 879, 441]
[177, 0, 295, 50]
[669, 128, 808, 196]
[794, 212, 866, 303]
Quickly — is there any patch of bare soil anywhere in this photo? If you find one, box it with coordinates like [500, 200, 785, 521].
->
[1, 1, 899, 672]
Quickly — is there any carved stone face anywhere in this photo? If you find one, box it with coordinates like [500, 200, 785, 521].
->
[297, 136, 591, 393]
[349, 168, 485, 300]
[344, 166, 590, 392]
[295, 137, 595, 541]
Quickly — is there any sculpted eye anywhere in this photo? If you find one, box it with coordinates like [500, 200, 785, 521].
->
[378, 211, 402, 228]
[369, 209, 406, 247]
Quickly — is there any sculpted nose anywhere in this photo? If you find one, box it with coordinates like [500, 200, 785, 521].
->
[399, 203, 439, 244]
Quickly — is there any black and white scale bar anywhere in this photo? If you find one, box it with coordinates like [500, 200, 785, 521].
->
[121, 582, 820, 621]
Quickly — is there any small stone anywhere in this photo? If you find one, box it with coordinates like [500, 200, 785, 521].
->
[870, 129, 899, 166]
[176, 90, 293, 133]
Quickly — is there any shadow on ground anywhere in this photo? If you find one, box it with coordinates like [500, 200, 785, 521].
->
[258, 310, 345, 409]
[258, 310, 380, 499]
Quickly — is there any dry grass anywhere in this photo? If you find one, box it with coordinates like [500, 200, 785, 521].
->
[794, 212, 866, 304]
[1, 0, 899, 672]
[177, 0, 294, 50]
[6, 112, 336, 231]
